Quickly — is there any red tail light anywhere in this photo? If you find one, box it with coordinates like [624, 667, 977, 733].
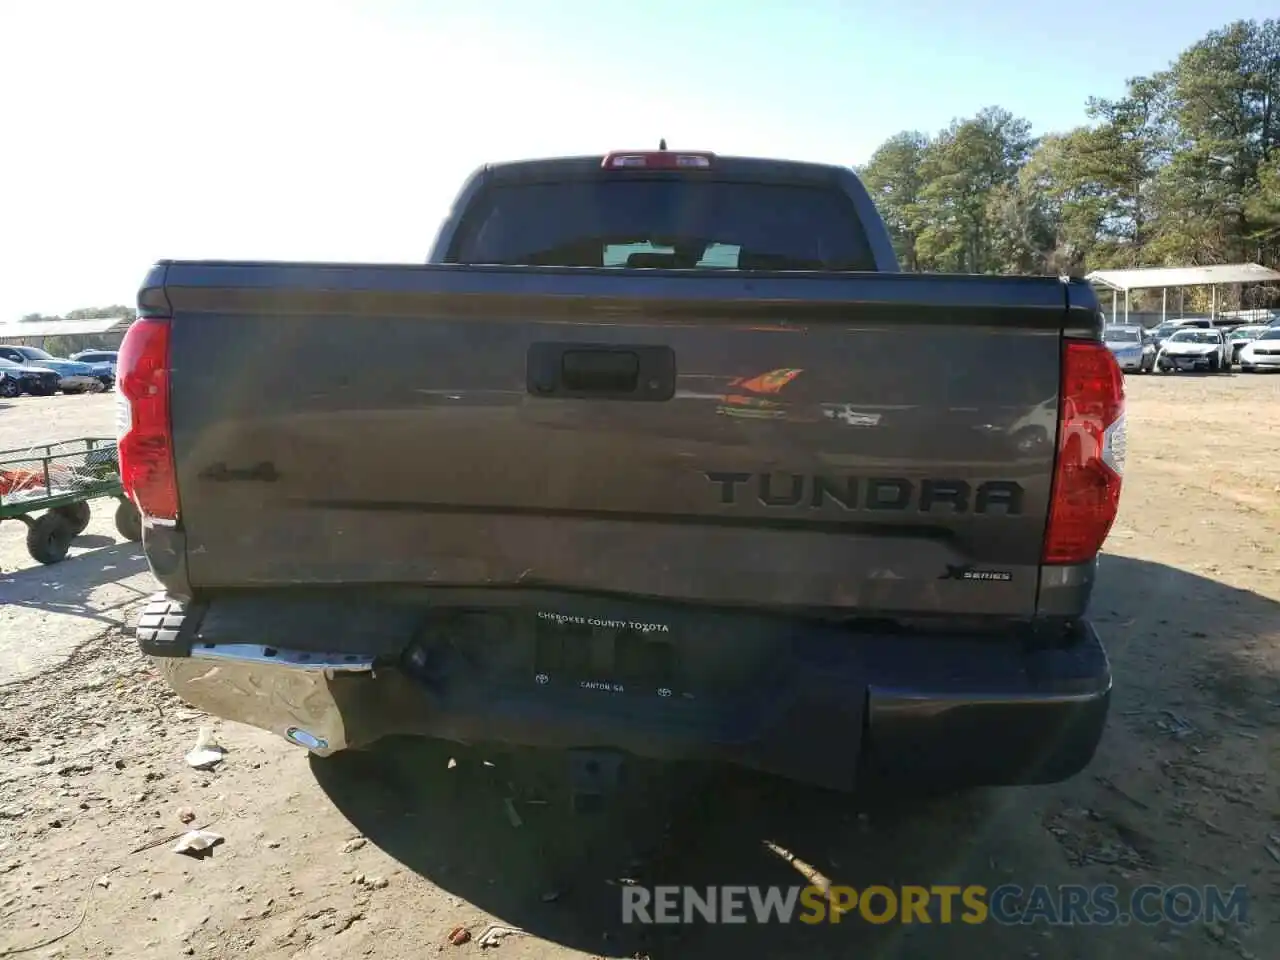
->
[116, 318, 178, 523]
[1043, 340, 1126, 565]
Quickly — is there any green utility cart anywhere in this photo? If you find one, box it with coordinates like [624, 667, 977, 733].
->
[0, 438, 143, 564]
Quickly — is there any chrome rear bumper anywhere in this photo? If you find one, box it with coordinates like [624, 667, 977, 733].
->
[142, 594, 1111, 790]
[154, 643, 373, 756]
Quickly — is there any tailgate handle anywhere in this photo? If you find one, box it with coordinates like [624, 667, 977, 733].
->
[527, 342, 675, 401]
[561, 350, 639, 392]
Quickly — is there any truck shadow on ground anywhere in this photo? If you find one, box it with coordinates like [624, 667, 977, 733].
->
[0, 541, 150, 624]
[311, 553, 1279, 959]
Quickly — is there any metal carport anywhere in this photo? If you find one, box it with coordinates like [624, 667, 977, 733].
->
[1085, 263, 1280, 326]
[0, 315, 133, 346]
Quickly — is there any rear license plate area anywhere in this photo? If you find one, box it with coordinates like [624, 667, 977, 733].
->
[534, 616, 679, 697]
[409, 604, 795, 702]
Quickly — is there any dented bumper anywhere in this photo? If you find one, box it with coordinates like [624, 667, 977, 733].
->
[140, 593, 1112, 790]
[152, 645, 373, 756]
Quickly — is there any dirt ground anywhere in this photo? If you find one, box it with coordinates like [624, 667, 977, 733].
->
[0, 375, 1277, 960]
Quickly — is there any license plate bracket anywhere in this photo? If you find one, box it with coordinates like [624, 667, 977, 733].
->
[534, 616, 678, 696]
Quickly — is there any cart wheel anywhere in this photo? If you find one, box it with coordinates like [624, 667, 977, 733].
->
[27, 513, 75, 565]
[53, 501, 92, 536]
[115, 499, 143, 542]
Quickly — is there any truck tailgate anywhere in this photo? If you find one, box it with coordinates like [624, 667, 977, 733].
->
[158, 263, 1077, 619]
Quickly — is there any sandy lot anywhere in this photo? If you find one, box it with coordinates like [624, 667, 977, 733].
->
[0, 375, 1278, 960]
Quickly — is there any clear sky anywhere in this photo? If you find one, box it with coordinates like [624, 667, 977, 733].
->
[0, 0, 1273, 320]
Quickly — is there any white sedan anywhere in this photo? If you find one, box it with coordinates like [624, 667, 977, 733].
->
[1155, 328, 1231, 373]
[1238, 328, 1280, 372]
[1226, 325, 1269, 364]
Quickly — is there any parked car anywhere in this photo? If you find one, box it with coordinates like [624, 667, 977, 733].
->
[129, 147, 1124, 800]
[69, 349, 119, 386]
[1146, 321, 1184, 353]
[0, 356, 61, 396]
[1103, 325, 1151, 373]
[1146, 317, 1225, 358]
[1238, 328, 1280, 372]
[1156, 328, 1231, 372]
[0, 345, 102, 393]
[1226, 325, 1269, 364]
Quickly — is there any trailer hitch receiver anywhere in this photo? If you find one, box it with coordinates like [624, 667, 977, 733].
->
[567, 749, 627, 813]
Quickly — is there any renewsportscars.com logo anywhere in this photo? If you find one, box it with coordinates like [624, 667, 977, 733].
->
[621, 883, 1249, 927]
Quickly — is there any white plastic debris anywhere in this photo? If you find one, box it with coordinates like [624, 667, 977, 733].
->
[173, 830, 225, 857]
[185, 728, 227, 770]
[476, 924, 525, 948]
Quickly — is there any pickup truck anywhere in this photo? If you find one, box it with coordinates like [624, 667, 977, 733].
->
[122, 148, 1124, 799]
